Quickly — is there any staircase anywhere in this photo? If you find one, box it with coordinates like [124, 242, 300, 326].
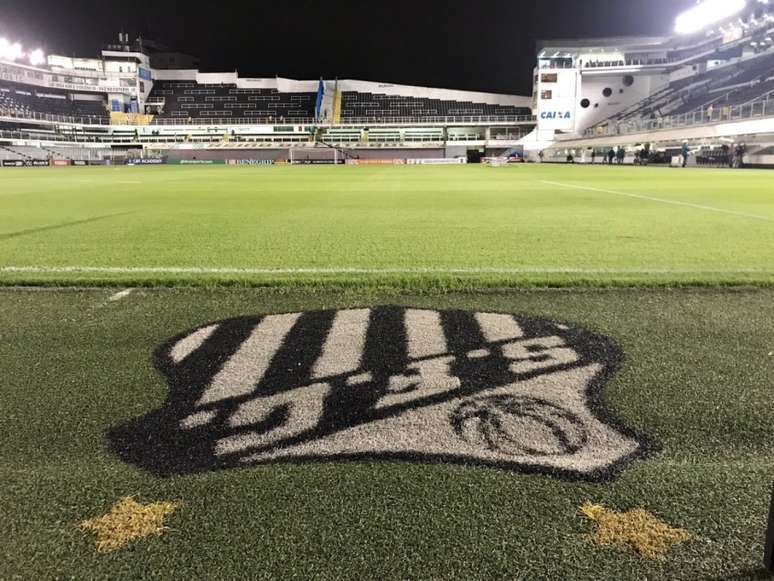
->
[0, 145, 32, 160]
[333, 79, 343, 124]
[39, 146, 66, 160]
[316, 138, 357, 161]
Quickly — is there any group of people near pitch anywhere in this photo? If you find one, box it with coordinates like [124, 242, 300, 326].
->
[540, 141, 746, 168]
[591, 147, 627, 165]
[680, 142, 746, 168]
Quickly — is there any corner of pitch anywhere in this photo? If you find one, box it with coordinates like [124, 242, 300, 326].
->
[108, 306, 655, 480]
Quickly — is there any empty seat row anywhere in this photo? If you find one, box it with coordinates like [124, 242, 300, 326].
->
[340, 92, 530, 120]
[147, 81, 316, 121]
[0, 80, 108, 120]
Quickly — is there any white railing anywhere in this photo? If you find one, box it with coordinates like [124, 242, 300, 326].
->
[0, 109, 538, 138]
[0, 129, 108, 143]
[585, 95, 774, 138]
[0, 108, 111, 125]
[340, 115, 535, 125]
[150, 116, 317, 126]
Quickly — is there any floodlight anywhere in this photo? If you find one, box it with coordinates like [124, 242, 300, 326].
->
[0, 39, 23, 61]
[28, 48, 45, 66]
[675, 0, 747, 35]
[10, 42, 23, 61]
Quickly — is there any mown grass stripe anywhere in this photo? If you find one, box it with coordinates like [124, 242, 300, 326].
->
[3, 266, 774, 275]
[541, 180, 774, 223]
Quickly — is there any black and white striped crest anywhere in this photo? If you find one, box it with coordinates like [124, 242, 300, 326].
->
[109, 307, 652, 480]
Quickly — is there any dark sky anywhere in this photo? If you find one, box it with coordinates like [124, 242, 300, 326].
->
[1, 0, 695, 95]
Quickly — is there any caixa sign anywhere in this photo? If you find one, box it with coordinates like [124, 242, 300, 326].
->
[540, 111, 572, 120]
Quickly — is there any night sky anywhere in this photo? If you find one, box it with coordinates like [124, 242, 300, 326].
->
[2, 0, 696, 95]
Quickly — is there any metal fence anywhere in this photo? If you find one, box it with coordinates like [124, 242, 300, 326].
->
[145, 115, 535, 126]
[1, 109, 537, 128]
[150, 116, 317, 126]
[340, 115, 535, 125]
[0, 109, 111, 126]
[585, 96, 774, 138]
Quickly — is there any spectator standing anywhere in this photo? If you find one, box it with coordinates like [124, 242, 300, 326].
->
[734, 144, 745, 168]
[721, 144, 731, 168]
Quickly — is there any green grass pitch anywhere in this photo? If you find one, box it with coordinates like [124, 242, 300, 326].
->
[1, 164, 773, 579]
[1, 164, 773, 287]
[1, 287, 773, 580]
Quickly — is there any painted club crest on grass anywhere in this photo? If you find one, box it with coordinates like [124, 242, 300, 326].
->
[109, 307, 653, 480]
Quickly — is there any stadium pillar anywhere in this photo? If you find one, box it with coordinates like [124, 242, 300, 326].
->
[765, 485, 774, 573]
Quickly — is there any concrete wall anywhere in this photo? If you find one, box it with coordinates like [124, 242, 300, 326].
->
[165, 148, 446, 162]
[350, 148, 445, 160]
[575, 71, 670, 130]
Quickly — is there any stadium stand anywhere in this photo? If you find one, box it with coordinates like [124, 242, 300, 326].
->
[147, 81, 317, 122]
[586, 49, 774, 136]
[340, 91, 532, 122]
[0, 144, 114, 161]
[0, 32, 532, 158]
[0, 80, 108, 122]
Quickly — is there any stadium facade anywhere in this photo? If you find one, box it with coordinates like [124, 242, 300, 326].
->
[530, 0, 774, 165]
[1, 0, 774, 166]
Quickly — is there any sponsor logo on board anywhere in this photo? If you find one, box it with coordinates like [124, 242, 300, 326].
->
[125, 158, 166, 165]
[227, 159, 276, 166]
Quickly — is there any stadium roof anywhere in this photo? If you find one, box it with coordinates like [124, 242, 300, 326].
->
[537, 37, 671, 54]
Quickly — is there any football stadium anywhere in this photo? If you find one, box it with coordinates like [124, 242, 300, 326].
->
[1, 1, 774, 579]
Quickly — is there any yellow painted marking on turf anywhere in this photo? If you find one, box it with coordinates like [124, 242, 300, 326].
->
[580, 502, 692, 560]
[79, 497, 179, 553]
[542, 180, 774, 223]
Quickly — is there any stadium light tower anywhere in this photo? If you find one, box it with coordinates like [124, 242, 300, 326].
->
[675, 0, 747, 35]
[0, 37, 24, 61]
[0, 38, 11, 60]
[28, 48, 46, 66]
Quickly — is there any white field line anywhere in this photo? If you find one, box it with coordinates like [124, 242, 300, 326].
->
[108, 288, 134, 302]
[541, 180, 774, 223]
[1, 266, 773, 276]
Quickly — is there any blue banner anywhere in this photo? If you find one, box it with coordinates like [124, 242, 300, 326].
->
[315, 79, 324, 121]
